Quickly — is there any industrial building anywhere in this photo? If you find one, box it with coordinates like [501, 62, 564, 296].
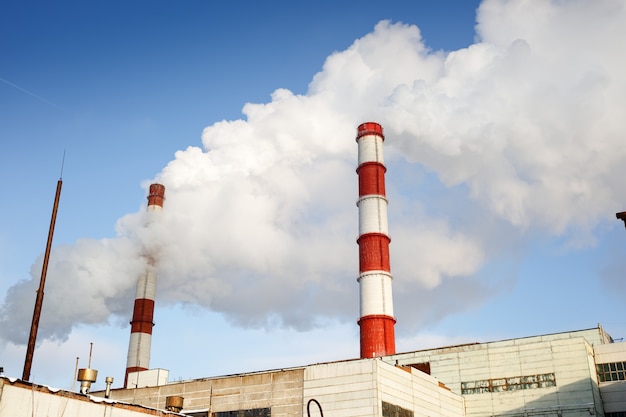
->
[3, 324, 625, 417]
[97, 324, 624, 417]
[3, 123, 625, 417]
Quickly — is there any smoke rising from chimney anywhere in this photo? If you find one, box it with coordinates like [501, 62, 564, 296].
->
[2, 0, 626, 347]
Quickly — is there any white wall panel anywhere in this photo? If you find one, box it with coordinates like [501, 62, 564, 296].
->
[595, 342, 626, 362]
[384, 333, 607, 417]
[0, 380, 175, 417]
[304, 360, 464, 417]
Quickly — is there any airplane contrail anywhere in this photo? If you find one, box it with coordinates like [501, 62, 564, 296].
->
[0, 76, 67, 112]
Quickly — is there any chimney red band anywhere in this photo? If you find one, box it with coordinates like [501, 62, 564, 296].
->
[148, 183, 165, 208]
[358, 315, 397, 358]
[125, 366, 148, 374]
[130, 298, 155, 334]
[357, 122, 385, 140]
[357, 163, 387, 197]
[358, 233, 391, 272]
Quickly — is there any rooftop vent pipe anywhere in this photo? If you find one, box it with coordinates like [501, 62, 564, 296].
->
[77, 368, 98, 395]
[166, 396, 184, 413]
[104, 376, 114, 398]
[77, 342, 98, 394]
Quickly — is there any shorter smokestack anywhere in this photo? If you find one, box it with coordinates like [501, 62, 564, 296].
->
[125, 183, 165, 387]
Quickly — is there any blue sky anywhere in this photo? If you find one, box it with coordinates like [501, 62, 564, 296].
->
[2, 0, 626, 390]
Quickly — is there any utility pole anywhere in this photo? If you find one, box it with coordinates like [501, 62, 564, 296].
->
[23, 159, 64, 381]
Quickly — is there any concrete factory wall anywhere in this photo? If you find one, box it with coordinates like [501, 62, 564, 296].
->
[387, 328, 611, 417]
[101, 326, 626, 417]
[594, 342, 626, 414]
[108, 359, 464, 417]
[108, 368, 306, 417]
[303, 359, 464, 417]
[0, 376, 178, 417]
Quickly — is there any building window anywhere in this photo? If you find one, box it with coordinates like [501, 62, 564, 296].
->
[213, 408, 271, 417]
[461, 373, 556, 394]
[382, 401, 414, 417]
[606, 413, 626, 417]
[597, 362, 626, 382]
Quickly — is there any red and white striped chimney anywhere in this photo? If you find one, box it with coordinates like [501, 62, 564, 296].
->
[125, 183, 165, 387]
[356, 122, 396, 358]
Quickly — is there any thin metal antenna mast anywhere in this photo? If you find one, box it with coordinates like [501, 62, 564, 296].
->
[22, 152, 65, 381]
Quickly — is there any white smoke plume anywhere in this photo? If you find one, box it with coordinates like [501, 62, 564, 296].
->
[2, 0, 626, 345]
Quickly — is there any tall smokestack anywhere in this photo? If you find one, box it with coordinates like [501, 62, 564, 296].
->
[356, 122, 396, 358]
[125, 183, 165, 387]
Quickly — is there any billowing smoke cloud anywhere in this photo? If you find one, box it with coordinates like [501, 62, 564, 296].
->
[2, 0, 626, 344]
[385, 0, 626, 238]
